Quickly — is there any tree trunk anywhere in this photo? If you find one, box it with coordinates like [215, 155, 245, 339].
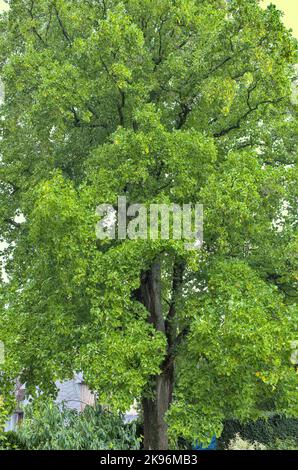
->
[138, 260, 171, 450]
[142, 367, 174, 450]
[139, 259, 183, 450]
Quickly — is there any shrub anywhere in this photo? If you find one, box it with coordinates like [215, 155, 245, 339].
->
[15, 401, 140, 450]
[227, 434, 266, 450]
[218, 415, 298, 450]
[0, 431, 24, 450]
[0, 396, 9, 449]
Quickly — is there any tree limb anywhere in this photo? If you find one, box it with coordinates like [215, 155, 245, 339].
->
[53, 3, 72, 45]
[213, 96, 285, 138]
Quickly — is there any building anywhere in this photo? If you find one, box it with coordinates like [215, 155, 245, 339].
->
[5, 374, 96, 432]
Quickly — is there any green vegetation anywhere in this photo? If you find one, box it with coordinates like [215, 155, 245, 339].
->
[2, 402, 140, 450]
[218, 415, 298, 449]
[0, 396, 8, 448]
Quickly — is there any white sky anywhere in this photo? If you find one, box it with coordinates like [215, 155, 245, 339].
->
[263, 0, 298, 38]
[0, 1, 8, 13]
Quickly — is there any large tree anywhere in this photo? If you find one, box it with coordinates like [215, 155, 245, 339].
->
[0, 0, 297, 449]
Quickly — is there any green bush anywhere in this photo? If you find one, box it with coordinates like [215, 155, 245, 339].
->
[15, 401, 140, 450]
[268, 438, 298, 450]
[218, 415, 298, 449]
[0, 431, 25, 450]
[0, 396, 9, 450]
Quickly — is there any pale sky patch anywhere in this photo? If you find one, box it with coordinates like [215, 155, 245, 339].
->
[263, 0, 298, 37]
[0, 1, 8, 13]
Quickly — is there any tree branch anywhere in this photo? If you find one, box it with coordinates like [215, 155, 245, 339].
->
[117, 89, 126, 127]
[165, 259, 185, 350]
[213, 96, 285, 138]
[28, 0, 48, 47]
[70, 107, 107, 130]
[53, 3, 72, 45]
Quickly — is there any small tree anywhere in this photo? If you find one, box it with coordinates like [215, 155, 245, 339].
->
[0, 1, 297, 449]
[16, 402, 140, 450]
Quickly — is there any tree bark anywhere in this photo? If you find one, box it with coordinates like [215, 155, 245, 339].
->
[138, 260, 167, 449]
[138, 258, 184, 450]
[142, 367, 173, 450]
[139, 259, 177, 450]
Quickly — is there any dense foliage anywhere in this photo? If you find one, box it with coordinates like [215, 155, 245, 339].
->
[218, 414, 298, 449]
[0, 0, 297, 448]
[13, 402, 140, 450]
[225, 433, 297, 450]
[0, 394, 16, 449]
[0, 396, 8, 448]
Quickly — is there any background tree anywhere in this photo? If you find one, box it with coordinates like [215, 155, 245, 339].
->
[0, 0, 297, 449]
